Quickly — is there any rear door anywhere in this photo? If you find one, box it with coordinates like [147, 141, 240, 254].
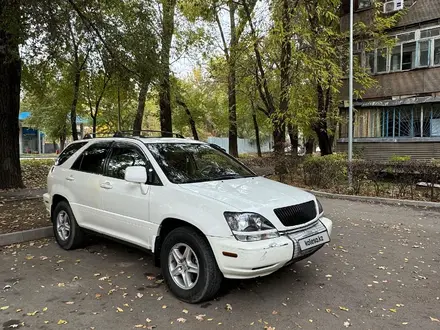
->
[64, 141, 112, 231]
[99, 142, 159, 249]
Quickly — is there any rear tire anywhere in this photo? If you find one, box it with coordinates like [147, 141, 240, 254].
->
[52, 201, 84, 250]
[160, 227, 223, 303]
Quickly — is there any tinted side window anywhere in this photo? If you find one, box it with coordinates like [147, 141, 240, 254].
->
[107, 145, 148, 180]
[55, 142, 87, 166]
[71, 143, 110, 175]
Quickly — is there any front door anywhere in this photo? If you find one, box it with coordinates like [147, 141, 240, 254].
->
[99, 142, 156, 249]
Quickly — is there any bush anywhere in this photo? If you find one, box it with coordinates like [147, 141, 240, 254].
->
[302, 154, 347, 190]
[301, 155, 440, 201]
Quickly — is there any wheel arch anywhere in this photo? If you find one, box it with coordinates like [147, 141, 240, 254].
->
[154, 218, 208, 267]
[51, 194, 69, 222]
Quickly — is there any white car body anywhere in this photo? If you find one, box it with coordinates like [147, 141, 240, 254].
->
[44, 137, 332, 281]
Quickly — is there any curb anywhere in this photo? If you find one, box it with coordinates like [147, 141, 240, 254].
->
[0, 226, 53, 246]
[307, 189, 440, 209]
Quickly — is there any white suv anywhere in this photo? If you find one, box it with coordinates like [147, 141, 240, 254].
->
[43, 133, 333, 303]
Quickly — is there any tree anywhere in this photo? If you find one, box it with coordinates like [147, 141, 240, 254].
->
[0, 0, 23, 189]
[159, 0, 177, 136]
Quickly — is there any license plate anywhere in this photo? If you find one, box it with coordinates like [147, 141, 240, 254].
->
[299, 231, 330, 250]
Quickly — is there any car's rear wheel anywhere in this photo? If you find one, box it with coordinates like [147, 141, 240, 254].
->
[53, 201, 84, 250]
[160, 227, 222, 303]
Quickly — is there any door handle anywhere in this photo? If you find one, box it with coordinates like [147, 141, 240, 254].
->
[65, 176, 75, 181]
[100, 182, 113, 190]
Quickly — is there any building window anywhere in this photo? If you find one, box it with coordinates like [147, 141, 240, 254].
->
[361, 25, 440, 73]
[357, 0, 373, 10]
[418, 40, 430, 67]
[340, 105, 440, 139]
[366, 51, 375, 73]
[420, 27, 440, 39]
[434, 39, 440, 65]
[377, 48, 388, 72]
[390, 46, 401, 71]
[402, 42, 416, 70]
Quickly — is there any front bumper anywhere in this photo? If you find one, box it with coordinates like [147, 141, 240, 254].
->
[208, 217, 332, 279]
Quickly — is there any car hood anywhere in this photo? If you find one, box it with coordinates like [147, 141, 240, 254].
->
[178, 176, 315, 212]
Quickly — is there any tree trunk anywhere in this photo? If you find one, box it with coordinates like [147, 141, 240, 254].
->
[272, 122, 286, 154]
[117, 85, 121, 131]
[133, 81, 149, 136]
[314, 84, 332, 156]
[70, 68, 80, 141]
[252, 111, 262, 157]
[287, 123, 298, 157]
[0, 8, 23, 189]
[227, 0, 238, 157]
[176, 99, 199, 140]
[92, 116, 97, 137]
[159, 0, 176, 137]
[305, 138, 314, 155]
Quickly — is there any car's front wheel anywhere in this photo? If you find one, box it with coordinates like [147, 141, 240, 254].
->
[160, 227, 223, 303]
[52, 201, 84, 250]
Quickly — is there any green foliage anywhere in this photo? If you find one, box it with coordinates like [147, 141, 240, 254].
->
[389, 155, 412, 162]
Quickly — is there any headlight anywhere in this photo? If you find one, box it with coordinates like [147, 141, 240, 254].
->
[317, 199, 324, 215]
[224, 212, 279, 242]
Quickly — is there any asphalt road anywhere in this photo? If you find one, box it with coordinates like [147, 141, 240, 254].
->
[1, 198, 440, 330]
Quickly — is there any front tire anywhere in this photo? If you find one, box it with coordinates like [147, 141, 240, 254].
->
[160, 227, 223, 303]
[52, 201, 84, 250]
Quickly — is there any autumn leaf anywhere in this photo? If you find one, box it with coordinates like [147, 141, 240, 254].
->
[146, 318, 152, 323]
[65, 302, 74, 305]
[177, 318, 186, 323]
[344, 320, 351, 327]
[0, 306, 9, 311]
[57, 319, 68, 325]
[27, 311, 38, 316]
[182, 309, 189, 314]
[195, 314, 206, 321]
[95, 294, 102, 299]
[43, 307, 48, 311]
[339, 306, 349, 312]
[116, 307, 124, 312]
[134, 325, 144, 328]
[389, 308, 397, 313]
[136, 293, 144, 299]
[57, 283, 65, 287]
[430, 316, 440, 322]
[162, 305, 167, 309]
[226, 303, 232, 311]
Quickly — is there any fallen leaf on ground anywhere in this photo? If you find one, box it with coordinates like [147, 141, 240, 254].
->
[226, 303, 232, 311]
[339, 306, 349, 312]
[27, 311, 38, 316]
[136, 293, 143, 298]
[134, 325, 143, 328]
[195, 314, 206, 321]
[65, 302, 74, 305]
[146, 318, 151, 323]
[43, 307, 48, 311]
[182, 309, 188, 314]
[57, 283, 65, 287]
[116, 307, 124, 312]
[162, 305, 167, 309]
[390, 308, 397, 313]
[57, 319, 68, 325]
[344, 320, 351, 327]
[0, 306, 9, 310]
[430, 316, 440, 322]
[177, 318, 186, 323]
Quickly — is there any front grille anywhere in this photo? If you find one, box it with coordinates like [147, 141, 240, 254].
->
[274, 201, 317, 227]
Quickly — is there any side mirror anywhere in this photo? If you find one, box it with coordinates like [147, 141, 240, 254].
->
[125, 166, 147, 184]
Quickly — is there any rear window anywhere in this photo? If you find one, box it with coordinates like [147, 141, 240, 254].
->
[55, 142, 88, 166]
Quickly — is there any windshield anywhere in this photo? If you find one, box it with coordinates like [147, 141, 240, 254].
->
[145, 143, 256, 184]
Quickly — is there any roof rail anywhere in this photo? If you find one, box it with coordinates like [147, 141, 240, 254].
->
[81, 130, 185, 139]
[115, 130, 185, 139]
